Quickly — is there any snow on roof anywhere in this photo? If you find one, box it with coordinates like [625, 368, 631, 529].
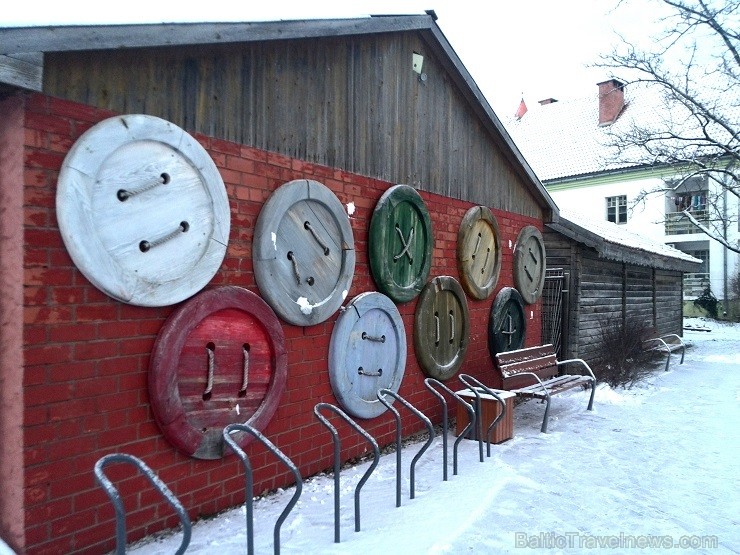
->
[557, 207, 702, 265]
[505, 81, 738, 182]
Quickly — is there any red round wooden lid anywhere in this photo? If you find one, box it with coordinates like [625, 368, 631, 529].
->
[149, 286, 287, 459]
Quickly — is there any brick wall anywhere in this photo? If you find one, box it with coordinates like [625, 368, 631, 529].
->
[19, 93, 542, 554]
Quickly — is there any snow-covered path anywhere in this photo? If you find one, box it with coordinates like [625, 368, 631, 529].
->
[131, 319, 740, 554]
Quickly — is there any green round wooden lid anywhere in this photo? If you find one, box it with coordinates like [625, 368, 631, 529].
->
[414, 276, 470, 381]
[513, 226, 546, 305]
[488, 287, 527, 355]
[369, 185, 433, 303]
[457, 206, 502, 300]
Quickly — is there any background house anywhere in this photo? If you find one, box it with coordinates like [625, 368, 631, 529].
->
[507, 79, 739, 316]
[0, 15, 558, 553]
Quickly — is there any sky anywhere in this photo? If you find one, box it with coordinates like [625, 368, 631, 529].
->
[0, 0, 672, 118]
[122, 317, 739, 554]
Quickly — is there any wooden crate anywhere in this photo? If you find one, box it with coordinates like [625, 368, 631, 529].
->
[455, 389, 515, 444]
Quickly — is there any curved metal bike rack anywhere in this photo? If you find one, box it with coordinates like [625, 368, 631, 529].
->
[313, 403, 381, 543]
[223, 423, 303, 555]
[93, 453, 191, 555]
[458, 374, 507, 458]
[423, 377, 477, 479]
[376, 388, 436, 507]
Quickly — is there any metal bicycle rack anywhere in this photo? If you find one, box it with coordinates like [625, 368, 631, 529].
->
[223, 423, 303, 555]
[313, 403, 381, 543]
[376, 388, 436, 507]
[458, 373, 507, 458]
[94, 453, 191, 555]
[423, 377, 479, 479]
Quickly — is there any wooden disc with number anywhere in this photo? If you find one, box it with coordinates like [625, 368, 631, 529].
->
[513, 226, 546, 305]
[149, 286, 287, 460]
[414, 276, 470, 380]
[457, 206, 502, 300]
[56, 114, 230, 307]
[369, 185, 433, 303]
[253, 179, 355, 326]
[328, 292, 407, 419]
[488, 287, 527, 356]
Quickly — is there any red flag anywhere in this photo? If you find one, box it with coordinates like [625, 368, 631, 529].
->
[515, 98, 528, 120]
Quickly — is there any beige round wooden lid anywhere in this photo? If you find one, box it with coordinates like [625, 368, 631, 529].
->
[56, 114, 230, 306]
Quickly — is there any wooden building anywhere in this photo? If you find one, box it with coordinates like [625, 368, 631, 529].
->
[0, 15, 559, 554]
[544, 209, 700, 363]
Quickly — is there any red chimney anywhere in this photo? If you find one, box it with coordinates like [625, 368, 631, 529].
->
[597, 79, 625, 126]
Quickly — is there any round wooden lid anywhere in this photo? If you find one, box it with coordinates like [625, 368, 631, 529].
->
[414, 276, 470, 380]
[457, 206, 502, 300]
[328, 292, 407, 419]
[149, 286, 287, 460]
[369, 185, 433, 303]
[488, 287, 527, 355]
[253, 179, 355, 326]
[56, 114, 230, 306]
[513, 225, 546, 305]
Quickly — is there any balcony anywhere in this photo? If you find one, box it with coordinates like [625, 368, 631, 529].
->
[683, 272, 710, 299]
[665, 210, 707, 235]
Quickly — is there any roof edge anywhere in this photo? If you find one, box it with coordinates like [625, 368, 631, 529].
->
[0, 16, 434, 55]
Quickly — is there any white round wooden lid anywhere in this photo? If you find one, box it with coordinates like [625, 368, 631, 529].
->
[56, 114, 230, 306]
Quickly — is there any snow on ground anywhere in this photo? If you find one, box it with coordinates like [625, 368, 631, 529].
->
[131, 318, 739, 554]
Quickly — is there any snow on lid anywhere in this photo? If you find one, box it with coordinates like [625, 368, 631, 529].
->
[558, 208, 702, 264]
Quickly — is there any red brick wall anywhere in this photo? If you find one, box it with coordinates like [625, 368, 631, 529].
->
[20, 93, 542, 554]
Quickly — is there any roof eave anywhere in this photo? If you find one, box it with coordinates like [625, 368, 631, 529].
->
[547, 216, 701, 272]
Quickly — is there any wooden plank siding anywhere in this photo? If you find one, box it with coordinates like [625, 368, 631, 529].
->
[543, 228, 686, 364]
[42, 33, 543, 219]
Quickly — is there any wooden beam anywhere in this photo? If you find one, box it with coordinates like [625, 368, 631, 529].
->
[0, 53, 42, 91]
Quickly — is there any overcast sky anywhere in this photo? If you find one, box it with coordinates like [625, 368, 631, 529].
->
[1, 0, 671, 118]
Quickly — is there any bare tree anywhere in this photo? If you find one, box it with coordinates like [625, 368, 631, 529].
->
[598, 0, 739, 253]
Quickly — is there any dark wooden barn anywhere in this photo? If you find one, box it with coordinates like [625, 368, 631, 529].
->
[543, 209, 700, 363]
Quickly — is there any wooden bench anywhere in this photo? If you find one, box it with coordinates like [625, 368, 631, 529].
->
[642, 328, 685, 372]
[493, 344, 596, 433]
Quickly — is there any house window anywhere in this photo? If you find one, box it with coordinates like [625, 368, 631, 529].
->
[606, 195, 627, 224]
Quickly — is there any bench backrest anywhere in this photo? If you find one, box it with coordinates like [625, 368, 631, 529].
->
[493, 344, 558, 390]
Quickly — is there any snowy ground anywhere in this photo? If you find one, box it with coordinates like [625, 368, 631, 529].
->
[131, 317, 739, 554]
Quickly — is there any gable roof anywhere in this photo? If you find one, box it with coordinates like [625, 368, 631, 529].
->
[506, 81, 739, 184]
[505, 84, 656, 182]
[0, 16, 559, 219]
[548, 207, 702, 272]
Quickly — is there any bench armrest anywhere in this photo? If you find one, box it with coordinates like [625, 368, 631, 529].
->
[556, 358, 596, 381]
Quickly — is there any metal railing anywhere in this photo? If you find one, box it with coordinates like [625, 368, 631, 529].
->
[94, 453, 191, 555]
[223, 424, 303, 555]
[376, 389, 435, 507]
[458, 374, 507, 458]
[683, 272, 710, 298]
[313, 403, 380, 543]
[423, 378, 479, 479]
[665, 210, 707, 235]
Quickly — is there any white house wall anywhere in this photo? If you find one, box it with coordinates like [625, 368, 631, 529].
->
[548, 173, 739, 302]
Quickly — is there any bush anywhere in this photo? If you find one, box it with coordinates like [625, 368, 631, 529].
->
[592, 316, 663, 389]
[693, 286, 719, 319]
